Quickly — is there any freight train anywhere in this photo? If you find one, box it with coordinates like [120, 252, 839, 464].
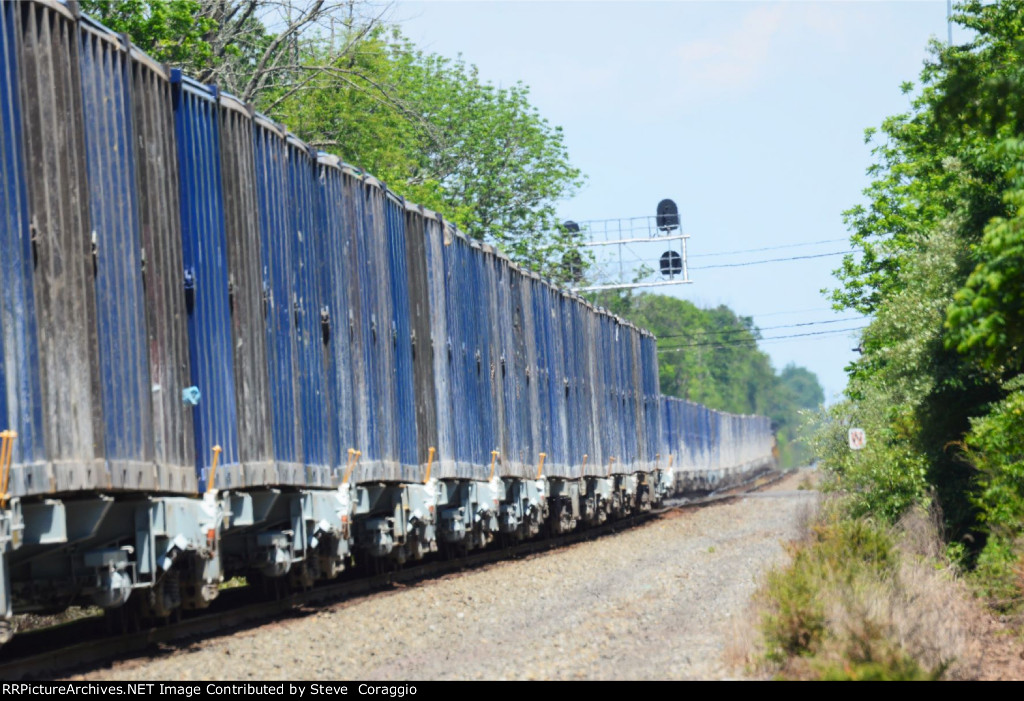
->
[0, 0, 776, 645]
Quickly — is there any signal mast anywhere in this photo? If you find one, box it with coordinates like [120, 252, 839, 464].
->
[569, 199, 692, 293]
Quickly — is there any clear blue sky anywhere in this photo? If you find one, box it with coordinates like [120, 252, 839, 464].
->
[391, 0, 966, 403]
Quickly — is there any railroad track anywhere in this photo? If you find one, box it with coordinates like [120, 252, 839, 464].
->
[0, 469, 784, 680]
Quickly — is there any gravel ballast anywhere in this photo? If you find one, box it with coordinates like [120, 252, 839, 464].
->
[70, 473, 818, 681]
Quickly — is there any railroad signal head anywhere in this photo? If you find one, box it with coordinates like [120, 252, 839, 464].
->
[656, 199, 680, 232]
[659, 250, 683, 277]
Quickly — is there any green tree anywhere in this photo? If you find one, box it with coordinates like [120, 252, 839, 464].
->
[79, 0, 216, 69]
[269, 31, 586, 281]
[822, 0, 1024, 554]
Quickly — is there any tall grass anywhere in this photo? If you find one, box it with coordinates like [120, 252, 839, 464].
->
[743, 502, 981, 680]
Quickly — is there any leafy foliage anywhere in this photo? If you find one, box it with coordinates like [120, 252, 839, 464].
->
[962, 377, 1024, 610]
[79, 0, 216, 69]
[268, 32, 586, 280]
[819, 2, 1024, 550]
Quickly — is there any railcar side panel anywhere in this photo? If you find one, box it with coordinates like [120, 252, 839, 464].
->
[493, 256, 526, 477]
[78, 21, 155, 490]
[383, 193, 418, 474]
[423, 217, 455, 477]
[129, 46, 195, 491]
[403, 206, 438, 471]
[218, 95, 275, 488]
[253, 117, 303, 480]
[442, 234, 472, 478]
[506, 262, 531, 476]
[0, 0, 45, 483]
[354, 180, 402, 481]
[285, 137, 332, 485]
[16, 0, 106, 494]
[171, 72, 239, 488]
[471, 240, 499, 474]
[317, 156, 358, 475]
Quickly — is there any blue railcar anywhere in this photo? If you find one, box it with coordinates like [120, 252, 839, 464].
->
[13, 0, 105, 495]
[253, 116, 303, 481]
[217, 94, 276, 489]
[129, 43, 196, 492]
[285, 135, 333, 484]
[422, 214, 455, 477]
[383, 192, 419, 472]
[0, 0, 44, 487]
[78, 19, 153, 485]
[171, 71, 240, 490]
[317, 154, 359, 476]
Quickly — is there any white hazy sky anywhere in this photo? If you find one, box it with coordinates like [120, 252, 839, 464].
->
[390, 0, 966, 403]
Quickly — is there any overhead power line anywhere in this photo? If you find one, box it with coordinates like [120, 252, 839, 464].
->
[689, 238, 849, 258]
[585, 249, 854, 280]
[656, 325, 868, 352]
[656, 317, 864, 341]
[688, 251, 851, 271]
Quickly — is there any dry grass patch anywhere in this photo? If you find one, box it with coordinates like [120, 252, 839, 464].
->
[737, 503, 983, 680]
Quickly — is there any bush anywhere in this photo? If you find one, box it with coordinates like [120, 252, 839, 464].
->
[963, 381, 1024, 611]
[752, 505, 973, 680]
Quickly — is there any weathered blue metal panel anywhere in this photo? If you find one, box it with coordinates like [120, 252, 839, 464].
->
[285, 136, 332, 480]
[0, 0, 44, 473]
[383, 192, 417, 470]
[595, 312, 615, 470]
[441, 233, 470, 476]
[317, 155, 357, 475]
[353, 178, 406, 481]
[77, 20, 153, 479]
[507, 263, 531, 476]
[643, 333, 660, 466]
[469, 241, 496, 472]
[342, 170, 376, 475]
[15, 0, 107, 495]
[528, 278, 551, 475]
[129, 44, 196, 492]
[492, 255, 525, 477]
[423, 216, 454, 476]
[171, 71, 239, 488]
[217, 95, 275, 490]
[546, 287, 567, 474]
[253, 116, 302, 476]
[402, 204, 437, 473]
[580, 303, 603, 475]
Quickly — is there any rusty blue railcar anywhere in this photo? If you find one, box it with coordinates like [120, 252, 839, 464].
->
[216, 94, 276, 489]
[171, 71, 240, 491]
[253, 115, 303, 483]
[285, 135, 333, 485]
[317, 154, 360, 477]
[0, 0, 44, 493]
